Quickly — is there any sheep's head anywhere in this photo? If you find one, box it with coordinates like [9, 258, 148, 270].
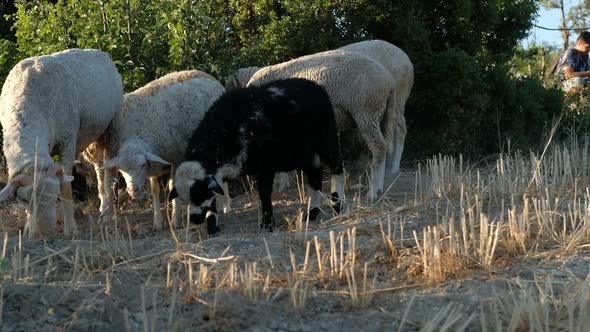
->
[171, 161, 223, 236]
[102, 143, 171, 200]
[0, 162, 73, 237]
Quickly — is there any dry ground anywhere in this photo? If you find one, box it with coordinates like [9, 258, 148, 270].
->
[1, 150, 590, 331]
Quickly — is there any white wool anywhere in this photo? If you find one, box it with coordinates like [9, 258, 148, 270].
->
[0, 48, 123, 237]
[92, 70, 226, 229]
[173, 161, 207, 204]
[340, 40, 414, 175]
[224, 67, 261, 90]
[245, 49, 396, 199]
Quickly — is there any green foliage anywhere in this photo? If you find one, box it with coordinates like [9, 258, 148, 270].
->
[0, 0, 569, 163]
[0, 38, 19, 83]
[484, 67, 563, 152]
[407, 48, 489, 156]
[555, 93, 590, 143]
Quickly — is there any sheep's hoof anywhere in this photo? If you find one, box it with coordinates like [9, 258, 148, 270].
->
[261, 219, 274, 232]
[64, 224, 79, 238]
[153, 222, 164, 232]
[331, 192, 341, 214]
[260, 224, 274, 232]
[308, 207, 321, 221]
[97, 209, 114, 225]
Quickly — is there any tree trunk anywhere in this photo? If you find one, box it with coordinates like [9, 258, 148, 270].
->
[559, 0, 570, 50]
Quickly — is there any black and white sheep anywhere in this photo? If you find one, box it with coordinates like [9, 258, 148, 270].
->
[95, 70, 227, 230]
[0, 49, 123, 237]
[229, 50, 396, 199]
[340, 40, 414, 175]
[171, 78, 345, 235]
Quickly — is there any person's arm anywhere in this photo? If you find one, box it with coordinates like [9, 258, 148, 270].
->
[563, 64, 590, 79]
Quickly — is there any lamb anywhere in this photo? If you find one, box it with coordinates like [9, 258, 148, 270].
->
[339, 40, 414, 175]
[230, 50, 397, 199]
[0, 48, 124, 237]
[171, 78, 345, 235]
[98, 70, 227, 231]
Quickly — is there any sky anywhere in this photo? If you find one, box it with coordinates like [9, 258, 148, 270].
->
[522, 4, 570, 48]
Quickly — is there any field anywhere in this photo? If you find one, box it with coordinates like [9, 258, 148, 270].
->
[1, 141, 590, 331]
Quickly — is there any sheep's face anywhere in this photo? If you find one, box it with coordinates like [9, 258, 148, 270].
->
[0, 162, 71, 237]
[172, 161, 223, 222]
[102, 144, 171, 200]
[16, 176, 61, 237]
[117, 153, 149, 200]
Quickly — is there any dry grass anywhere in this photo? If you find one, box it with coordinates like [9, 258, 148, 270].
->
[4, 135, 590, 329]
[481, 270, 590, 331]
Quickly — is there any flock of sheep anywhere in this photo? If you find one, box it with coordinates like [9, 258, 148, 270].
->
[0, 40, 414, 238]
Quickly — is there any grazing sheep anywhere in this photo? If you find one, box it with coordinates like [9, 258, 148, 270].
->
[171, 78, 345, 235]
[98, 70, 227, 231]
[225, 67, 262, 90]
[0, 48, 124, 237]
[340, 40, 414, 175]
[237, 50, 396, 199]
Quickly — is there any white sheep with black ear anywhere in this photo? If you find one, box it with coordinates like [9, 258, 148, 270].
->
[340, 40, 414, 175]
[98, 70, 227, 231]
[171, 78, 345, 236]
[242, 50, 396, 200]
[0, 48, 124, 237]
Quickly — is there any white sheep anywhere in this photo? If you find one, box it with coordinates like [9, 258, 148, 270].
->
[235, 50, 397, 199]
[339, 40, 414, 175]
[0, 48, 124, 237]
[98, 70, 227, 230]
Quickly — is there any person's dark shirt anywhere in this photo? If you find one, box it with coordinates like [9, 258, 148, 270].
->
[557, 48, 590, 79]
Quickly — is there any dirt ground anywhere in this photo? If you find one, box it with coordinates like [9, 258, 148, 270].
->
[0, 169, 589, 331]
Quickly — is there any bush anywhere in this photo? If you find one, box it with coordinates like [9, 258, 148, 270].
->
[404, 49, 563, 161]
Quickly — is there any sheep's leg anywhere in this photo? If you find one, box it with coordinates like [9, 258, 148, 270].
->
[171, 198, 182, 229]
[150, 177, 164, 231]
[214, 181, 232, 214]
[58, 152, 79, 237]
[61, 180, 79, 237]
[96, 165, 116, 224]
[387, 114, 407, 176]
[319, 117, 345, 215]
[330, 173, 345, 215]
[256, 173, 275, 231]
[354, 119, 387, 200]
[274, 172, 291, 192]
[305, 167, 324, 220]
[168, 179, 183, 229]
[24, 210, 38, 238]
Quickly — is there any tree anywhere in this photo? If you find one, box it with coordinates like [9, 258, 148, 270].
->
[541, 0, 570, 50]
[0, 0, 564, 160]
[0, 0, 20, 83]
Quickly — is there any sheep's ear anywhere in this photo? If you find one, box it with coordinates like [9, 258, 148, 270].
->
[207, 176, 224, 195]
[100, 157, 121, 170]
[0, 174, 33, 202]
[145, 152, 171, 174]
[168, 187, 178, 201]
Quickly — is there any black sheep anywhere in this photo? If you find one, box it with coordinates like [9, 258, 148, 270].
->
[171, 78, 344, 235]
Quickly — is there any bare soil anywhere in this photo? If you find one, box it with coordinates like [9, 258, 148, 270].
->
[0, 170, 588, 331]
